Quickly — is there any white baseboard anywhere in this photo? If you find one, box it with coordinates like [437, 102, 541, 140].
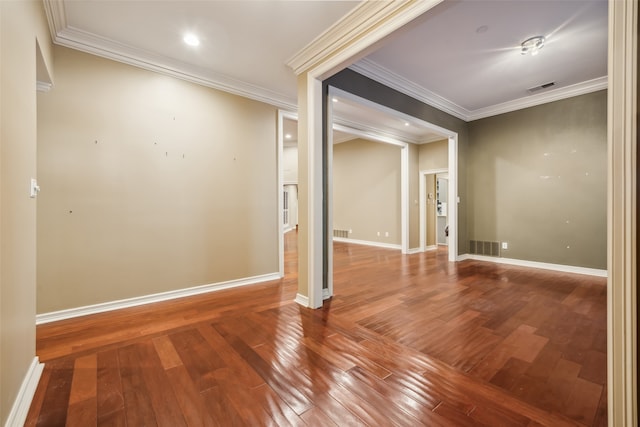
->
[333, 237, 401, 250]
[36, 272, 281, 324]
[5, 357, 44, 427]
[457, 254, 608, 277]
[294, 293, 309, 307]
[426, 245, 438, 251]
[405, 247, 422, 254]
[322, 288, 332, 299]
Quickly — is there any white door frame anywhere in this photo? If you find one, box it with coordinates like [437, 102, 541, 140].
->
[329, 88, 458, 262]
[276, 109, 298, 277]
[420, 168, 448, 252]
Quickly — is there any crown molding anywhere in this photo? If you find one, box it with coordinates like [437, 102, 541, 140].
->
[286, 0, 443, 77]
[351, 58, 608, 122]
[350, 58, 471, 120]
[466, 76, 608, 121]
[42, 1, 297, 111]
[333, 117, 420, 145]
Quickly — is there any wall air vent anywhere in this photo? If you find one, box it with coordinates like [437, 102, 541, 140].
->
[469, 240, 501, 257]
[333, 229, 349, 238]
[527, 82, 555, 93]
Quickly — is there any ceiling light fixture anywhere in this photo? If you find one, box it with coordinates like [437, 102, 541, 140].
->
[332, 98, 338, 103]
[285, 134, 292, 139]
[183, 33, 200, 47]
[521, 35, 545, 56]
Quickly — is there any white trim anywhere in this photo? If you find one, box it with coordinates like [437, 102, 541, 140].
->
[330, 87, 453, 141]
[304, 76, 325, 309]
[458, 254, 608, 278]
[400, 144, 409, 254]
[277, 110, 298, 278]
[36, 272, 281, 324]
[351, 58, 608, 122]
[350, 59, 469, 121]
[405, 247, 422, 255]
[294, 293, 309, 307]
[43, 1, 296, 110]
[333, 237, 401, 251]
[419, 168, 448, 252]
[607, 0, 638, 423]
[4, 357, 44, 427]
[286, 0, 443, 77]
[426, 245, 438, 251]
[326, 93, 335, 300]
[467, 77, 608, 121]
[447, 136, 458, 262]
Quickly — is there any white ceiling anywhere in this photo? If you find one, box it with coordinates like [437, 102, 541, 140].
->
[44, 0, 608, 137]
[353, 0, 608, 121]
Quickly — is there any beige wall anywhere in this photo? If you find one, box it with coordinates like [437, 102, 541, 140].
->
[282, 146, 298, 184]
[333, 139, 401, 245]
[37, 46, 279, 313]
[0, 1, 53, 423]
[419, 139, 448, 171]
[468, 90, 607, 269]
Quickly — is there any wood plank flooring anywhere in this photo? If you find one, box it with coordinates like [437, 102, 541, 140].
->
[27, 232, 607, 426]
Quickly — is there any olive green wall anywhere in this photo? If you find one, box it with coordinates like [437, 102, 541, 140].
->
[0, 1, 53, 423]
[37, 46, 279, 313]
[333, 139, 401, 245]
[468, 90, 607, 269]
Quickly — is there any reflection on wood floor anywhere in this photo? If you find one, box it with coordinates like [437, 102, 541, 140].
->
[28, 231, 607, 426]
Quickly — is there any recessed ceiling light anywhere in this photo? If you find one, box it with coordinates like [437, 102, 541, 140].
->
[285, 134, 292, 139]
[476, 25, 489, 34]
[521, 36, 545, 56]
[332, 98, 338, 103]
[404, 122, 410, 126]
[183, 33, 200, 47]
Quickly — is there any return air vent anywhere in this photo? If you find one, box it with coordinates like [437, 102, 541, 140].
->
[527, 82, 555, 93]
[333, 229, 349, 238]
[469, 240, 501, 257]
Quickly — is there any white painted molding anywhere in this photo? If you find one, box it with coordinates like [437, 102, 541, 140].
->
[322, 288, 331, 300]
[426, 245, 438, 251]
[333, 117, 421, 144]
[294, 293, 310, 307]
[42, 1, 296, 111]
[36, 273, 281, 324]
[351, 58, 608, 122]
[350, 58, 470, 121]
[36, 81, 52, 92]
[467, 76, 608, 121]
[405, 247, 422, 255]
[288, 0, 443, 78]
[4, 357, 44, 427]
[333, 237, 401, 251]
[457, 254, 607, 278]
[607, 0, 638, 423]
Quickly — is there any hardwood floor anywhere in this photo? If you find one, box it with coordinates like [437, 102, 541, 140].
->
[27, 232, 607, 426]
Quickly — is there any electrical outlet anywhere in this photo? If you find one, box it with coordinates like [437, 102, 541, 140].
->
[501, 242, 508, 250]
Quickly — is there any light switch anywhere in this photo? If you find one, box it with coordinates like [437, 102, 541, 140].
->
[30, 178, 40, 198]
